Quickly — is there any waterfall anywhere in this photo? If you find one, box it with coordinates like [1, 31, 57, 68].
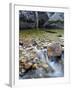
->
[30, 46, 64, 77]
[47, 59, 64, 77]
[33, 46, 48, 64]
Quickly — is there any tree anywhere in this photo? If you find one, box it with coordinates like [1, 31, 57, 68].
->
[35, 11, 38, 29]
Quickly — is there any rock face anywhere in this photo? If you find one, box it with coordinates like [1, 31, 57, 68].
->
[19, 11, 36, 29]
[48, 12, 64, 21]
[19, 21, 36, 29]
[19, 11, 64, 29]
[44, 12, 64, 29]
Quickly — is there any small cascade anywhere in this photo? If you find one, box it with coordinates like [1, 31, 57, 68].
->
[33, 46, 64, 77]
[48, 59, 64, 77]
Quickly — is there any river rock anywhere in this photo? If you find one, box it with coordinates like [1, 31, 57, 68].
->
[32, 64, 38, 69]
[19, 45, 24, 51]
[24, 62, 32, 69]
[42, 64, 48, 68]
[19, 40, 23, 46]
[23, 39, 32, 48]
[43, 43, 48, 48]
[47, 42, 62, 57]
[31, 39, 38, 46]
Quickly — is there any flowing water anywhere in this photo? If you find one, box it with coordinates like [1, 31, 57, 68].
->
[20, 45, 64, 79]
[35, 46, 63, 77]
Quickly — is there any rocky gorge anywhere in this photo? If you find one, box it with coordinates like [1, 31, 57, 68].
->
[19, 11, 64, 29]
[19, 11, 64, 79]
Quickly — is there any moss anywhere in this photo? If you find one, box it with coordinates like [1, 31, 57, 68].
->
[48, 20, 64, 24]
[19, 29, 64, 42]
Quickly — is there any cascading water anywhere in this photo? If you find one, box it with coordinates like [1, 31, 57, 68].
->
[47, 61, 64, 77]
[33, 46, 64, 77]
[33, 46, 47, 63]
[21, 45, 64, 79]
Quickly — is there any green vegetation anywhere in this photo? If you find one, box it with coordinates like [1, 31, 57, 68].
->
[19, 29, 64, 42]
[48, 20, 64, 24]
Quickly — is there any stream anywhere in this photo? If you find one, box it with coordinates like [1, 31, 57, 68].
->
[20, 45, 64, 79]
[33, 46, 64, 77]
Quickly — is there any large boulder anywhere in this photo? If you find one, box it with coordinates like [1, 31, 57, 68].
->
[48, 12, 64, 21]
[47, 42, 62, 57]
[43, 12, 64, 29]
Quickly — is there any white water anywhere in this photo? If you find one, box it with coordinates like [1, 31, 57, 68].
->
[22, 45, 64, 78]
[33, 46, 48, 64]
[33, 46, 64, 77]
[48, 61, 63, 77]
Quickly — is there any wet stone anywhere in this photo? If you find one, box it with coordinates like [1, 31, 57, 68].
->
[47, 42, 62, 57]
